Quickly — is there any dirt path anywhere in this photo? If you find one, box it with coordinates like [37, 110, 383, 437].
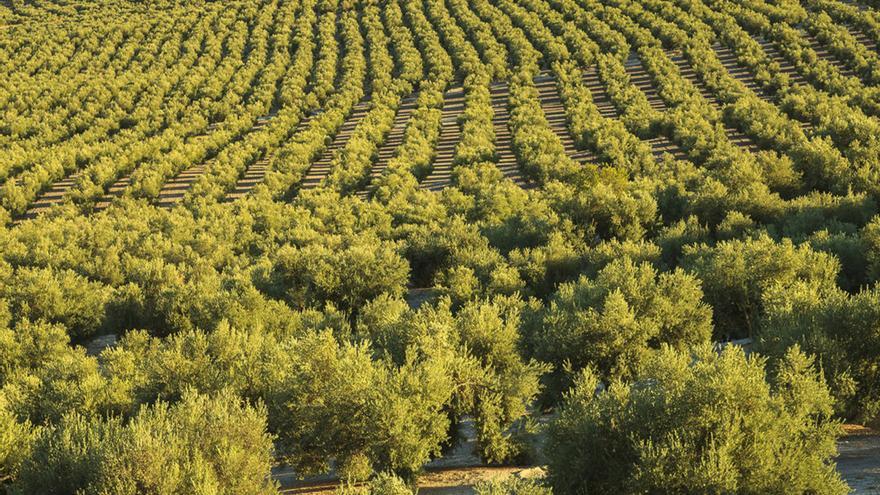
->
[838, 427, 880, 494]
[277, 467, 537, 495]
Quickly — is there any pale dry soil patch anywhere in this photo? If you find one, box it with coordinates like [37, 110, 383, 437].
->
[839, 425, 880, 494]
[276, 467, 539, 495]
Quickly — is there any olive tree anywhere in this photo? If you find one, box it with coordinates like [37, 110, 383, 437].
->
[682, 234, 839, 339]
[525, 257, 712, 398]
[12, 390, 277, 495]
[546, 345, 847, 495]
[758, 281, 880, 422]
[0, 393, 34, 486]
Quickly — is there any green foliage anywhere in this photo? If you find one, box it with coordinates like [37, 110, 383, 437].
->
[757, 281, 880, 422]
[543, 170, 658, 241]
[99, 315, 459, 481]
[862, 215, 880, 283]
[546, 345, 847, 495]
[525, 257, 712, 396]
[12, 389, 277, 495]
[335, 472, 414, 495]
[475, 476, 552, 495]
[365, 472, 414, 495]
[267, 234, 409, 313]
[0, 319, 114, 425]
[99, 321, 294, 410]
[3, 0, 880, 490]
[0, 394, 35, 485]
[356, 296, 546, 465]
[0, 266, 112, 340]
[683, 234, 840, 338]
[271, 330, 454, 481]
[456, 298, 548, 463]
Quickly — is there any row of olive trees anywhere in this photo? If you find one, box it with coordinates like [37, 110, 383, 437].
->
[1, 0, 299, 217]
[0, 282, 851, 495]
[0, 289, 547, 488]
[1, 0, 877, 493]
[324, 344, 848, 495]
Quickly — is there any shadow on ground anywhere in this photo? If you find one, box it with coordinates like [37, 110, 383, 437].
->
[838, 432, 880, 494]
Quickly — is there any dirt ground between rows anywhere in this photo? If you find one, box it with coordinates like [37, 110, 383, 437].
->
[277, 467, 537, 495]
[838, 426, 880, 494]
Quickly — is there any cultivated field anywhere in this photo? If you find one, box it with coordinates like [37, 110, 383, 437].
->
[2, 0, 880, 493]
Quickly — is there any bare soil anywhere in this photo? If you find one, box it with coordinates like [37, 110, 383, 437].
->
[278, 467, 536, 495]
[838, 426, 880, 494]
